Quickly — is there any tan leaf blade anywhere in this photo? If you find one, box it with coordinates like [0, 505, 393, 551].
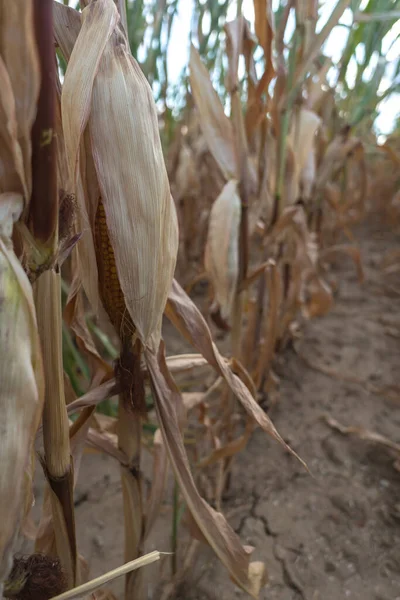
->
[189, 44, 237, 180]
[254, 261, 282, 389]
[86, 428, 128, 464]
[166, 279, 306, 468]
[64, 277, 113, 382]
[323, 415, 400, 454]
[0, 0, 40, 202]
[64, 380, 117, 418]
[144, 429, 169, 540]
[319, 244, 364, 283]
[252, 0, 275, 83]
[50, 552, 163, 600]
[62, 0, 118, 186]
[53, 1, 81, 62]
[145, 344, 261, 597]
[198, 420, 254, 468]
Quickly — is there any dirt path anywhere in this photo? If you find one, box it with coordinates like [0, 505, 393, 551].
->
[29, 221, 400, 599]
[179, 222, 400, 600]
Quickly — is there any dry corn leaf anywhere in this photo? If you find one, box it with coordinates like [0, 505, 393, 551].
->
[166, 279, 305, 467]
[300, 146, 316, 201]
[291, 0, 352, 101]
[144, 429, 168, 540]
[64, 276, 113, 382]
[315, 134, 362, 195]
[182, 392, 207, 412]
[319, 244, 364, 283]
[198, 420, 254, 468]
[306, 58, 332, 110]
[380, 143, 400, 167]
[254, 262, 282, 389]
[145, 344, 264, 597]
[245, 0, 274, 142]
[35, 489, 56, 557]
[224, 18, 258, 197]
[0, 197, 44, 586]
[92, 413, 117, 434]
[61, 379, 116, 420]
[225, 17, 257, 93]
[301, 272, 333, 319]
[0, 58, 25, 199]
[290, 108, 321, 200]
[230, 357, 257, 398]
[164, 354, 209, 374]
[253, 0, 275, 84]
[50, 552, 163, 600]
[189, 44, 237, 180]
[205, 180, 241, 321]
[323, 415, 400, 455]
[87, 590, 118, 600]
[0, 0, 40, 203]
[86, 428, 127, 464]
[174, 143, 199, 202]
[53, 1, 81, 62]
[62, 0, 178, 350]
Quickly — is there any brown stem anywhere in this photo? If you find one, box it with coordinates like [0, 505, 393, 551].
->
[30, 0, 57, 246]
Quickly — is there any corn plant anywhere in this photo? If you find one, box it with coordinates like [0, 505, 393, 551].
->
[0, 1, 303, 598]
[1, 0, 399, 599]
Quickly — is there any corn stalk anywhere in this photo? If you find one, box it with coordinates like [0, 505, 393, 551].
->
[29, 0, 79, 588]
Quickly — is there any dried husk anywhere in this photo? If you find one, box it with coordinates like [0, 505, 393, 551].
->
[289, 108, 321, 202]
[205, 180, 241, 321]
[62, 0, 178, 351]
[0, 2, 42, 588]
[0, 198, 44, 587]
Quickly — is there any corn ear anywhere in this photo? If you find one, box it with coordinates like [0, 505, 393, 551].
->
[62, 0, 178, 351]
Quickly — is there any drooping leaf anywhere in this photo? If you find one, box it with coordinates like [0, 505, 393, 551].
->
[145, 344, 263, 597]
[166, 279, 306, 467]
[189, 44, 238, 180]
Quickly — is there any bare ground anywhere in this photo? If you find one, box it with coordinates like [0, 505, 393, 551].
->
[29, 219, 400, 599]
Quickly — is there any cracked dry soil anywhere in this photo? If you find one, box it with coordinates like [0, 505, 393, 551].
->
[31, 220, 400, 599]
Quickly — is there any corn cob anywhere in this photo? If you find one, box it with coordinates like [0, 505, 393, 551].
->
[93, 199, 134, 343]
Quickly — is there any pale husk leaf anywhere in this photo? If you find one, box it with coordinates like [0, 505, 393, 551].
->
[0, 201, 44, 584]
[205, 180, 241, 320]
[289, 108, 321, 201]
[63, 0, 178, 349]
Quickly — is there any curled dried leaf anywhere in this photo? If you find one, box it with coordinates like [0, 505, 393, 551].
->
[166, 279, 306, 468]
[145, 344, 263, 597]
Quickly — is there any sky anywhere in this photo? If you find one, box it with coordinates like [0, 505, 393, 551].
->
[165, 0, 400, 135]
[61, 0, 400, 135]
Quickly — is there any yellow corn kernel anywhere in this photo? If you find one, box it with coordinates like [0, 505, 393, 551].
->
[93, 200, 134, 341]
